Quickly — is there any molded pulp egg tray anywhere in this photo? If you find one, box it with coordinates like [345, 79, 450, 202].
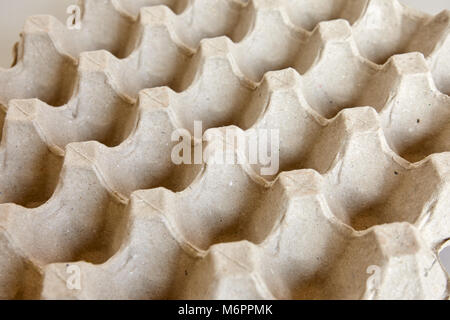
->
[0, 0, 449, 299]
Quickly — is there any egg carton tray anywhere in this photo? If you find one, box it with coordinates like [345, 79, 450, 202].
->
[0, 0, 449, 299]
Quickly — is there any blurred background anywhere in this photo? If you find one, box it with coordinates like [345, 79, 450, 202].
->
[0, 0, 449, 275]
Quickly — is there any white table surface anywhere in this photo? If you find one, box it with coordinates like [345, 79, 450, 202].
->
[0, 0, 449, 277]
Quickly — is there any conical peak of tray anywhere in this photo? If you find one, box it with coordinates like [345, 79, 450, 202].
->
[1, 0, 450, 108]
